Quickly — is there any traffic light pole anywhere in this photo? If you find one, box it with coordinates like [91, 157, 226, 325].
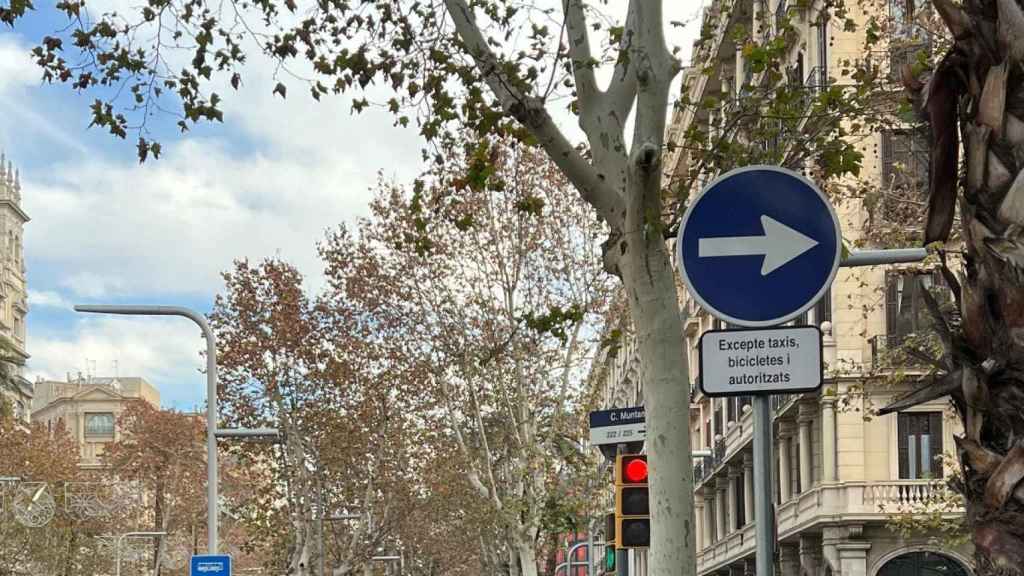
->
[615, 443, 630, 576]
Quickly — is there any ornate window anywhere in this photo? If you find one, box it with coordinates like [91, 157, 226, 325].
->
[85, 413, 115, 437]
[898, 412, 944, 479]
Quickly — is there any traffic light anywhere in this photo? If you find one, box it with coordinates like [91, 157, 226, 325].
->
[614, 454, 650, 548]
[603, 512, 616, 573]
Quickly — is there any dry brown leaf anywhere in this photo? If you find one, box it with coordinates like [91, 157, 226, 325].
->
[925, 54, 962, 245]
[983, 443, 1024, 509]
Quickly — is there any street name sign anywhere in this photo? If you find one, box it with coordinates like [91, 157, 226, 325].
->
[699, 326, 823, 396]
[588, 406, 645, 445]
[190, 555, 231, 576]
[677, 165, 842, 327]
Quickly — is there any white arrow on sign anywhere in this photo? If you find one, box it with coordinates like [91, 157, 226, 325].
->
[698, 215, 819, 275]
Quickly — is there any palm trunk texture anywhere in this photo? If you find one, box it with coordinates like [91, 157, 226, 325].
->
[894, 0, 1024, 572]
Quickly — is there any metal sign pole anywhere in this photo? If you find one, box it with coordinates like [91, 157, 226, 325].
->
[753, 395, 774, 576]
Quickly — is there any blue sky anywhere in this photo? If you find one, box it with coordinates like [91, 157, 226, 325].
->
[0, 1, 702, 410]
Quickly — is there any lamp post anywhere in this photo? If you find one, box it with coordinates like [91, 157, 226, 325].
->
[115, 531, 167, 576]
[75, 305, 220, 554]
[74, 304, 279, 556]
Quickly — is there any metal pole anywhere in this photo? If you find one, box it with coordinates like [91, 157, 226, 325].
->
[753, 396, 774, 576]
[319, 503, 325, 576]
[615, 442, 629, 576]
[75, 305, 219, 554]
[115, 533, 123, 576]
[587, 519, 594, 576]
[841, 248, 928, 267]
[213, 428, 280, 439]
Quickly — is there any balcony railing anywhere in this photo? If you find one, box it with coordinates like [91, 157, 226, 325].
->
[771, 393, 797, 413]
[694, 457, 711, 484]
[712, 437, 727, 467]
[700, 480, 963, 574]
[863, 480, 956, 511]
[870, 334, 935, 369]
[805, 66, 826, 102]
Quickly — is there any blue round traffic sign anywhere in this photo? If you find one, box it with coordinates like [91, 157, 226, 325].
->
[676, 166, 842, 327]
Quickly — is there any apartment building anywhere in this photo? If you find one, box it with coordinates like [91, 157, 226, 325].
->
[31, 375, 161, 468]
[589, 0, 972, 574]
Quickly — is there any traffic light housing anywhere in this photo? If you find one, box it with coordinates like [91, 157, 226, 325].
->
[614, 454, 650, 548]
[603, 512, 616, 573]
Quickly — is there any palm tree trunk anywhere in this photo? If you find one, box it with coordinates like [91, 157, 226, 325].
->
[899, 1, 1024, 571]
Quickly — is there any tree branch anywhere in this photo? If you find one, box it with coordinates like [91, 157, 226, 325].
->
[444, 0, 625, 228]
[563, 0, 598, 110]
[606, 0, 641, 121]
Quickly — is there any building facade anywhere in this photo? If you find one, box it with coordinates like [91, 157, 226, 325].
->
[0, 153, 32, 428]
[590, 0, 971, 574]
[31, 375, 161, 468]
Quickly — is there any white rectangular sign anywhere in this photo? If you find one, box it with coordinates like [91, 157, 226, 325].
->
[698, 326, 823, 396]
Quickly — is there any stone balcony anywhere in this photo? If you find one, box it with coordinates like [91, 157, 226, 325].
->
[697, 480, 962, 574]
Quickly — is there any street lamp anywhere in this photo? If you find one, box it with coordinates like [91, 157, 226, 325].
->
[115, 531, 166, 576]
[74, 304, 279, 555]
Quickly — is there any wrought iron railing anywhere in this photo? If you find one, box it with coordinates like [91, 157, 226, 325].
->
[870, 333, 936, 369]
[770, 393, 796, 413]
[805, 66, 826, 100]
[712, 437, 727, 467]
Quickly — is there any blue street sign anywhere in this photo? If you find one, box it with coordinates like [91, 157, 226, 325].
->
[588, 406, 645, 428]
[190, 555, 231, 576]
[677, 165, 842, 327]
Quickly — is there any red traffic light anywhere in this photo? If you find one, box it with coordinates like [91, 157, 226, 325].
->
[624, 457, 648, 483]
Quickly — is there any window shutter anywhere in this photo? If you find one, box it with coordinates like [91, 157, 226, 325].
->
[898, 413, 909, 479]
[897, 273, 917, 339]
[735, 475, 746, 528]
[792, 436, 801, 494]
[886, 273, 899, 336]
[817, 22, 828, 79]
[815, 287, 832, 324]
[882, 131, 894, 184]
[930, 412, 944, 477]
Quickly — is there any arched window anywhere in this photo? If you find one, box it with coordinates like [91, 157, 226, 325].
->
[877, 552, 969, 576]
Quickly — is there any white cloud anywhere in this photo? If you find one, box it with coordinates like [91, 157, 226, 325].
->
[15, 22, 423, 301]
[27, 289, 72, 309]
[27, 316, 208, 409]
[0, 36, 36, 95]
[25, 126, 415, 299]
